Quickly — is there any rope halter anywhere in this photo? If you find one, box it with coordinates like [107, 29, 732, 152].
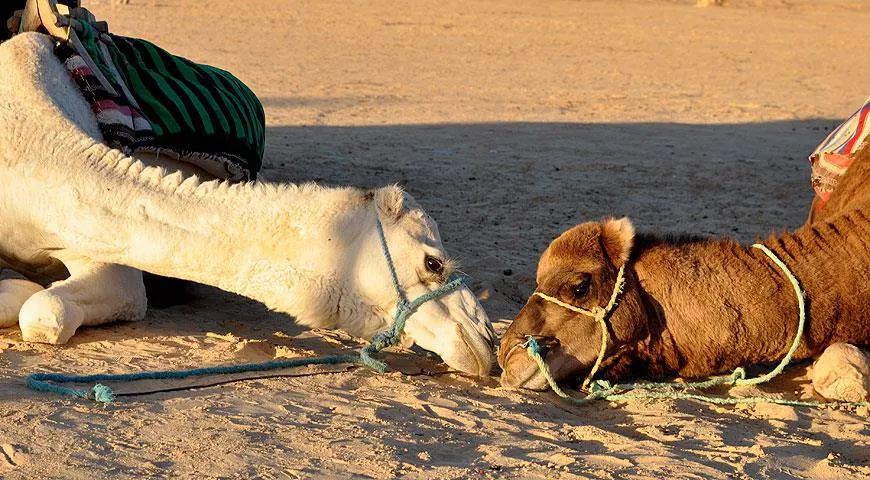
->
[359, 217, 469, 372]
[528, 264, 627, 390]
[27, 215, 471, 403]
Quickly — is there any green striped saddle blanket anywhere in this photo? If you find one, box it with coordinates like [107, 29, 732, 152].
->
[57, 22, 265, 181]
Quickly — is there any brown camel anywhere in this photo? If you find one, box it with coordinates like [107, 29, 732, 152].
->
[499, 141, 870, 393]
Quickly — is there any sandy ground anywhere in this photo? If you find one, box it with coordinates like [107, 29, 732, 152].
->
[2, 0, 870, 478]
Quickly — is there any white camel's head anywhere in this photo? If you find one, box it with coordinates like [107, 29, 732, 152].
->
[341, 185, 497, 376]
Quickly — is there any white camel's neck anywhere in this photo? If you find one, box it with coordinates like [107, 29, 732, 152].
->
[1, 32, 390, 336]
[46, 143, 375, 323]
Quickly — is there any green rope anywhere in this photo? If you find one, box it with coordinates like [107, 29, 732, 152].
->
[27, 217, 468, 403]
[525, 243, 870, 408]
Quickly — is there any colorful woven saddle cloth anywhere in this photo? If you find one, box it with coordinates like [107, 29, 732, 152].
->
[809, 97, 870, 210]
[5, 0, 264, 181]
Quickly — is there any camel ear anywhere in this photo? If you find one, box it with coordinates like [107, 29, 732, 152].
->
[600, 217, 635, 267]
[373, 184, 406, 222]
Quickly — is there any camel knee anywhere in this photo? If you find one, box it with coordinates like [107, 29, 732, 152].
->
[19, 290, 84, 344]
[76, 266, 148, 326]
[0, 279, 44, 328]
[812, 343, 870, 403]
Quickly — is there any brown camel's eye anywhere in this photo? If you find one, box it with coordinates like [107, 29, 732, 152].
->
[573, 279, 590, 298]
[425, 255, 444, 275]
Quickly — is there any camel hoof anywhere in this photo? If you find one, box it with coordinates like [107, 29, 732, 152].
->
[0, 279, 44, 328]
[19, 291, 84, 344]
[812, 343, 870, 403]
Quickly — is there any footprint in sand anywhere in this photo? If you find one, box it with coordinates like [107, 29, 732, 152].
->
[0, 443, 27, 470]
[423, 404, 480, 429]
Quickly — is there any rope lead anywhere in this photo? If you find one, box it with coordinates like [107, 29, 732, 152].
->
[26, 217, 467, 403]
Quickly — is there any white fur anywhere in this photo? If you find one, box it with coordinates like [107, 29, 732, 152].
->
[0, 33, 496, 375]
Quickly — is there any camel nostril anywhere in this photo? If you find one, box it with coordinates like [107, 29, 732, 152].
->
[500, 335, 559, 369]
[523, 335, 559, 356]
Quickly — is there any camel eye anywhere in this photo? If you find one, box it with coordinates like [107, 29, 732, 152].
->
[573, 279, 590, 298]
[425, 255, 444, 275]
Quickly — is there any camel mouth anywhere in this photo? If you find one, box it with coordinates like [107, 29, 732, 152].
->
[402, 285, 498, 377]
[453, 320, 498, 375]
[498, 334, 598, 392]
[414, 323, 496, 377]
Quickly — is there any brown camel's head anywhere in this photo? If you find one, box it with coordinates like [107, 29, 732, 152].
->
[499, 218, 648, 390]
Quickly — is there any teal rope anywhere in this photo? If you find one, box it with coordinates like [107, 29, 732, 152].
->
[26, 218, 466, 403]
[28, 355, 362, 404]
[524, 244, 870, 408]
[360, 273, 468, 372]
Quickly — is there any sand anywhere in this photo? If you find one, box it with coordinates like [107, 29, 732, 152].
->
[1, 0, 869, 478]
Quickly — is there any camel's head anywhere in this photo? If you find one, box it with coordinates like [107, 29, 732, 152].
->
[498, 218, 647, 390]
[345, 186, 497, 377]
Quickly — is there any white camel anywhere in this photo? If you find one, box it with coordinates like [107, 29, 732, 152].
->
[0, 32, 497, 376]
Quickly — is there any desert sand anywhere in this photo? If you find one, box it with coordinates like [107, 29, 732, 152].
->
[1, 0, 869, 478]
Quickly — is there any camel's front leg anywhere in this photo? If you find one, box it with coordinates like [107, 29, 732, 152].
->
[0, 278, 44, 327]
[19, 260, 147, 344]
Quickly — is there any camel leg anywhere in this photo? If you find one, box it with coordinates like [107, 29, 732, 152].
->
[19, 260, 147, 344]
[0, 278, 44, 328]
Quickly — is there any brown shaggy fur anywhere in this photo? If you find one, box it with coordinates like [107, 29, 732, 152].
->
[500, 142, 870, 390]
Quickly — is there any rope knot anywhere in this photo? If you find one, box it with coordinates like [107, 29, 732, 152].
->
[523, 336, 542, 355]
[730, 367, 747, 382]
[370, 331, 393, 350]
[588, 379, 612, 393]
[87, 384, 114, 403]
[395, 297, 411, 314]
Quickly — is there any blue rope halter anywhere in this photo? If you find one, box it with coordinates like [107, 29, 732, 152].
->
[26, 217, 467, 403]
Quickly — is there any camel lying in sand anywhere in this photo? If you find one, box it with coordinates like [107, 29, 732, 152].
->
[499, 139, 870, 400]
[0, 32, 497, 376]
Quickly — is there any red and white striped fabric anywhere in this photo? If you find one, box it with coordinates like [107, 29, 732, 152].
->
[809, 97, 870, 208]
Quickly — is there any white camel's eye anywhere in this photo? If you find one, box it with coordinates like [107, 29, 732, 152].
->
[425, 255, 444, 275]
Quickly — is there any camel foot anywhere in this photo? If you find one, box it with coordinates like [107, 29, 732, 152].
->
[812, 343, 870, 403]
[16, 261, 147, 343]
[0, 279, 43, 328]
[19, 290, 84, 344]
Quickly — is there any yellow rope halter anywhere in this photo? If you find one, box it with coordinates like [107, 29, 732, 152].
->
[531, 265, 626, 390]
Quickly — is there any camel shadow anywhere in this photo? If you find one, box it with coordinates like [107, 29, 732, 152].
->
[260, 119, 835, 320]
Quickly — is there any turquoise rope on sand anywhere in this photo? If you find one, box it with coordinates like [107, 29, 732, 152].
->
[27, 355, 363, 404]
[27, 218, 467, 403]
[526, 243, 870, 408]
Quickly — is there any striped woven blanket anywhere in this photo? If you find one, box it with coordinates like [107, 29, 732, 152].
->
[57, 21, 264, 181]
[809, 97, 870, 209]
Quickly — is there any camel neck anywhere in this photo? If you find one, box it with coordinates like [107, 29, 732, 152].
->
[41, 143, 372, 316]
[627, 210, 870, 378]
